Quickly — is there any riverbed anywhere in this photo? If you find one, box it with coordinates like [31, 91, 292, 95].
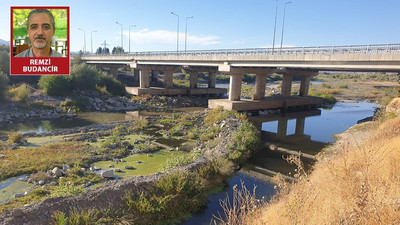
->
[0, 101, 376, 224]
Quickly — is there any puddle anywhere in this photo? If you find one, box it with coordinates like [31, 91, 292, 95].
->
[92, 150, 184, 179]
[0, 175, 32, 204]
[155, 138, 187, 148]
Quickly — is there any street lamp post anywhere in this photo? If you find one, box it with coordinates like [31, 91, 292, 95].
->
[116, 22, 123, 51]
[129, 25, 136, 54]
[280, 2, 292, 52]
[78, 28, 86, 53]
[171, 12, 179, 53]
[185, 16, 194, 53]
[91, 30, 97, 54]
[272, 0, 279, 54]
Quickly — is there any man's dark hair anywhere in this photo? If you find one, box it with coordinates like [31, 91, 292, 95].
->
[26, 9, 55, 30]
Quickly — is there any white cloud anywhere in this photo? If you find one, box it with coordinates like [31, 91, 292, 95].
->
[124, 28, 220, 46]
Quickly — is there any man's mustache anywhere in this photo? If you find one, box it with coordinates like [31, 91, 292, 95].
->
[34, 35, 46, 40]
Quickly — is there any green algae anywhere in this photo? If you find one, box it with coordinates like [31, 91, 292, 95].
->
[93, 150, 184, 178]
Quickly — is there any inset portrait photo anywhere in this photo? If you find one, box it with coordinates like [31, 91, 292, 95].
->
[10, 6, 70, 75]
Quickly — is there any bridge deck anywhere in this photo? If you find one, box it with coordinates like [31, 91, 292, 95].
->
[208, 96, 323, 111]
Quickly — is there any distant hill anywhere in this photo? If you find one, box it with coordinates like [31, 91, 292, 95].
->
[0, 39, 9, 46]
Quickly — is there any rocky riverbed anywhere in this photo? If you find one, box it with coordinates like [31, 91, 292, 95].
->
[0, 111, 241, 224]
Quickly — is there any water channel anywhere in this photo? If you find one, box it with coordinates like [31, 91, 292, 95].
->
[0, 101, 376, 224]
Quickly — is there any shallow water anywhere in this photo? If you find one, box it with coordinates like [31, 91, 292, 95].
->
[181, 101, 376, 224]
[0, 175, 31, 204]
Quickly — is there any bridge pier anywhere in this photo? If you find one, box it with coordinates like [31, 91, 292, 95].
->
[164, 70, 174, 88]
[229, 74, 242, 101]
[140, 69, 151, 88]
[133, 69, 140, 83]
[253, 73, 268, 100]
[208, 72, 216, 88]
[190, 71, 199, 88]
[281, 74, 293, 97]
[300, 76, 311, 96]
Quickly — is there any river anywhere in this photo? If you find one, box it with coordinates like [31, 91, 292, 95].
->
[0, 101, 376, 224]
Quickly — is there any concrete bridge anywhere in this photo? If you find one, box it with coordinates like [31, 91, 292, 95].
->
[81, 43, 400, 111]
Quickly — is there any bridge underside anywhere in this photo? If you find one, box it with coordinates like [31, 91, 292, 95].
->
[208, 96, 323, 112]
[126, 87, 227, 96]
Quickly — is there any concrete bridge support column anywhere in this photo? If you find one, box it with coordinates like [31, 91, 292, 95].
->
[281, 74, 293, 97]
[277, 118, 288, 138]
[164, 70, 174, 88]
[253, 73, 267, 100]
[295, 117, 305, 136]
[299, 76, 311, 96]
[190, 71, 199, 88]
[133, 69, 139, 83]
[208, 72, 216, 88]
[140, 69, 150, 88]
[229, 74, 242, 101]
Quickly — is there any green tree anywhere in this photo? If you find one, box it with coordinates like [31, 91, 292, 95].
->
[112, 46, 124, 54]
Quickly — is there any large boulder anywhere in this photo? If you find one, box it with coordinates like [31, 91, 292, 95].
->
[100, 170, 114, 178]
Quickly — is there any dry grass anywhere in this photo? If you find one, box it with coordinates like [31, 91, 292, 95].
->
[243, 115, 400, 225]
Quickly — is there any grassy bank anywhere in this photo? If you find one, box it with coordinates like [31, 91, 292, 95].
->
[230, 104, 400, 224]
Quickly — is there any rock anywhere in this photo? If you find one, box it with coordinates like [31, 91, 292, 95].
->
[13, 208, 24, 217]
[14, 193, 25, 199]
[135, 161, 143, 164]
[113, 168, 121, 172]
[109, 164, 115, 168]
[0, 154, 6, 159]
[93, 166, 101, 171]
[125, 166, 135, 170]
[12, 144, 18, 150]
[52, 167, 63, 177]
[100, 170, 114, 178]
[147, 153, 153, 157]
[63, 164, 71, 171]
[38, 180, 45, 185]
[67, 108, 74, 114]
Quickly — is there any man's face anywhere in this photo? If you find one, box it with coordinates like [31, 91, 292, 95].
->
[28, 13, 55, 49]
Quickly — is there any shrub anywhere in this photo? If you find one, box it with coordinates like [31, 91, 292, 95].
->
[70, 63, 100, 90]
[38, 75, 72, 96]
[231, 120, 260, 163]
[59, 97, 89, 112]
[15, 83, 30, 102]
[7, 132, 23, 145]
[31, 100, 56, 109]
[98, 73, 125, 96]
[161, 154, 194, 171]
[50, 179, 86, 197]
[309, 88, 337, 104]
[242, 74, 256, 83]
[204, 106, 233, 126]
[0, 70, 9, 102]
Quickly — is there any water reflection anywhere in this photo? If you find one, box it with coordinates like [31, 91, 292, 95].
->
[246, 101, 376, 179]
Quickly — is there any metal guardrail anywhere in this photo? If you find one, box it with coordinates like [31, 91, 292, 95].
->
[82, 43, 400, 58]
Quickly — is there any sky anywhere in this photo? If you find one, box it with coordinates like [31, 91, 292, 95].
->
[1, 0, 400, 53]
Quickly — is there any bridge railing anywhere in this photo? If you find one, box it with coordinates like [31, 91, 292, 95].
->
[82, 43, 400, 58]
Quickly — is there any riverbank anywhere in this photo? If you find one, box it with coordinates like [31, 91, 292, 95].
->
[231, 98, 400, 224]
